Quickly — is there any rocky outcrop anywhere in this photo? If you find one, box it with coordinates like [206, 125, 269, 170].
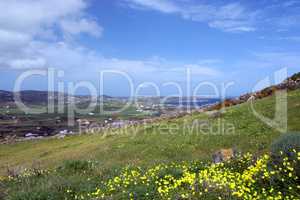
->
[206, 72, 300, 111]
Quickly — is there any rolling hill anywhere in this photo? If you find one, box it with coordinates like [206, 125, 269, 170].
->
[1, 79, 300, 199]
[1, 88, 300, 173]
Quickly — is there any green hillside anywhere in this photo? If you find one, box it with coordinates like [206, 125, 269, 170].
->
[1, 89, 300, 199]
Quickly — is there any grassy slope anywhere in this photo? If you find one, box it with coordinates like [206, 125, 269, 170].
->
[1, 89, 300, 175]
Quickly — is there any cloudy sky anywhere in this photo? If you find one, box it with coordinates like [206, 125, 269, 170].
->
[0, 0, 300, 96]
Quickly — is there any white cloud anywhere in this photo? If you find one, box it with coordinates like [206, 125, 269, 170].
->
[124, 0, 257, 32]
[0, 0, 104, 69]
[233, 51, 300, 71]
[196, 59, 222, 65]
[253, 52, 300, 68]
[9, 58, 47, 69]
[208, 20, 255, 32]
[4, 38, 221, 79]
[279, 36, 300, 42]
[260, 1, 300, 30]
[0, 29, 31, 50]
[183, 64, 221, 76]
[125, 0, 300, 33]
[0, 0, 87, 34]
[60, 18, 103, 38]
[127, 0, 179, 13]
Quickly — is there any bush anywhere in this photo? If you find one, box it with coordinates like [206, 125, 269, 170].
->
[3, 152, 300, 200]
[289, 72, 300, 81]
[270, 133, 300, 179]
[57, 160, 97, 174]
[271, 133, 300, 155]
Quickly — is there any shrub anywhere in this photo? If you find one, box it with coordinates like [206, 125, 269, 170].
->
[270, 133, 300, 179]
[89, 152, 300, 200]
[289, 72, 300, 81]
[57, 160, 97, 174]
[0, 181, 6, 200]
[3, 152, 300, 200]
[271, 133, 300, 155]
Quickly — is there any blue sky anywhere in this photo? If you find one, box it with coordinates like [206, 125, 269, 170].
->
[0, 0, 300, 96]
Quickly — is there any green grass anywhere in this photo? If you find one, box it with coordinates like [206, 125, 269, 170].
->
[1, 89, 300, 199]
[1, 89, 300, 175]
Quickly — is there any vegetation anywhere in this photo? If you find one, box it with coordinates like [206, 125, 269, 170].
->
[1, 150, 299, 200]
[1, 89, 300, 199]
[289, 72, 300, 81]
[0, 102, 152, 139]
[271, 133, 300, 155]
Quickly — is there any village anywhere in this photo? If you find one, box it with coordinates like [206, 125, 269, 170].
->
[1, 73, 299, 144]
[0, 98, 213, 144]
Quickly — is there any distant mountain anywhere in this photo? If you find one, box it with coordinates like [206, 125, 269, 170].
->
[0, 90, 115, 105]
[2, 72, 300, 107]
[0, 90, 64, 105]
[0, 90, 13, 103]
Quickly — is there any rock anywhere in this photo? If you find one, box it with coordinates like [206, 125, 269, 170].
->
[212, 148, 238, 163]
[207, 111, 222, 119]
[6, 166, 23, 178]
[25, 133, 38, 137]
[1, 135, 17, 144]
[57, 134, 65, 139]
